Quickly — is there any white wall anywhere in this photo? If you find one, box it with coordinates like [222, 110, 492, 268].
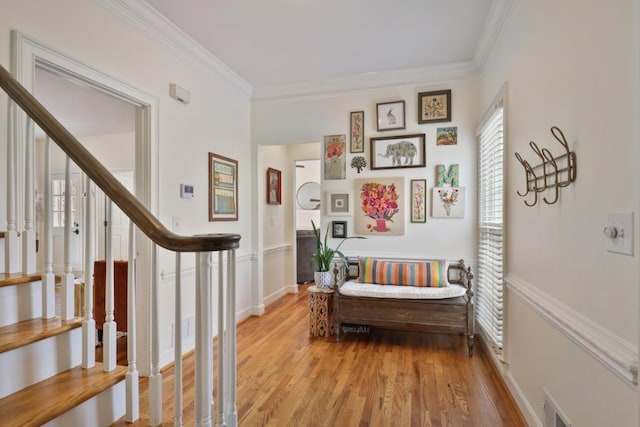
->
[0, 0, 253, 370]
[480, 0, 639, 425]
[253, 80, 480, 262]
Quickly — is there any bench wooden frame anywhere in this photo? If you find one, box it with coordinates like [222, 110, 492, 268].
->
[332, 258, 475, 355]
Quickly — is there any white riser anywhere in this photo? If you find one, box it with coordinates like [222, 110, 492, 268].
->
[44, 379, 126, 427]
[0, 279, 42, 327]
[0, 327, 81, 399]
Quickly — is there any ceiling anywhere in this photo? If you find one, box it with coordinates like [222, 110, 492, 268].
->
[145, 0, 495, 89]
[31, 0, 500, 138]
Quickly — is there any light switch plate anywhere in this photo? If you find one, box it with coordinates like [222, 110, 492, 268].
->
[606, 212, 633, 255]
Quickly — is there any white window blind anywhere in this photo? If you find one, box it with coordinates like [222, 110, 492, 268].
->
[477, 102, 504, 353]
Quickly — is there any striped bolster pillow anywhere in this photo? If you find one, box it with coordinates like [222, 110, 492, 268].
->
[358, 257, 448, 287]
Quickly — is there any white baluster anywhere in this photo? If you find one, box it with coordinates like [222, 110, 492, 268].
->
[224, 250, 237, 427]
[195, 251, 213, 427]
[102, 199, 117, 371]
[149, 243, 163, 426]
[82, 176, 95, 368]
[41, 137, 55, 319]
[174, 252, 183, 427]
[5, 99, 19, 273]
[216, 251, 224, 427]
[126, 222, 139, 422]
[61, 156, 74, 321]
[22, 117, 36, 274]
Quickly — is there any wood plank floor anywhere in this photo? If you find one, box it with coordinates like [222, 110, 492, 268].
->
[115, 284, 525, 426]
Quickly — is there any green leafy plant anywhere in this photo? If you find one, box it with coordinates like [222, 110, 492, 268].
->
[310, 220, 364, 272]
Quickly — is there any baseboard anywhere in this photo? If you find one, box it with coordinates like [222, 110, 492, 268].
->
[263, 287, 288, 306]
[252, 304, 265, 316]
[477, 335, 534, 426]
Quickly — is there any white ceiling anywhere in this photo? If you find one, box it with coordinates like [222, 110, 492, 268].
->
[32, 0, 500, 137]
[145, 0, 495, 89]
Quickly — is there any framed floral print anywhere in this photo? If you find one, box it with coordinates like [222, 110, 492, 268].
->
[209, 152, 238, 221]
[410, 179, 427, 223]
[418, 89, 451, 124]
[324, 134, 346, 180]
[354, 177, 405, 235]
[350, 111, 365, 153]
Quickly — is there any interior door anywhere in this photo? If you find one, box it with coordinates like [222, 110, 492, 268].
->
[96, 170, 133, 261]
[51, 173, 84, 275]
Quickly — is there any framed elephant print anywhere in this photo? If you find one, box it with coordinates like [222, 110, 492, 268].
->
[369, 133, 426, 170]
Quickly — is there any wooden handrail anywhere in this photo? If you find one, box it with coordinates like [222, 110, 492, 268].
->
[0, 65, 240, 252]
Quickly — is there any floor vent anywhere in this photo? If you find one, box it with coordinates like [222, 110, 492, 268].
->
[543, 389, 571, 427]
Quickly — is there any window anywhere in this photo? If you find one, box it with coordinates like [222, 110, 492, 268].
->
[52, 178, 77, 228]
[476, 96, 505, 354]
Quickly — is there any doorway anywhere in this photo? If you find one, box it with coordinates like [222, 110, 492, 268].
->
[294, 159, 320, 284]
[13, 30, 158, 375]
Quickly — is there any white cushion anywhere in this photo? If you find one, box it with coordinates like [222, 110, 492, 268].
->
[339, 280, 467, 299]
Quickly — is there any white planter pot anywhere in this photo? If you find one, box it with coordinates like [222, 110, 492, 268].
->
[314, 271, 333, 289]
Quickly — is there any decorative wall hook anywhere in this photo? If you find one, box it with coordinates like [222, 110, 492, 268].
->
[514, 126, 577, 207]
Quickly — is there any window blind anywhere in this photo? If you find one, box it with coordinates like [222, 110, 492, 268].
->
[477, 102, 504, 353]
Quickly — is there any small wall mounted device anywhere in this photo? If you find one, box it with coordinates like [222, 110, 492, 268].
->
[180, 184, 194, 198]
[170, 83, 191, 104]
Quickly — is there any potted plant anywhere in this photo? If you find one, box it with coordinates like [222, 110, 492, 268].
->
[310, 220, 363, 289]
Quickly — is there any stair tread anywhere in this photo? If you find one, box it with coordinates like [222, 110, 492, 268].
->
[0, 272, 42, 288]
[0, 363, 127, 427]
[0, 316, 83, 353]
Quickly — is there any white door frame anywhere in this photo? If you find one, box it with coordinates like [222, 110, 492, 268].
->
[11, 31, 159, 376]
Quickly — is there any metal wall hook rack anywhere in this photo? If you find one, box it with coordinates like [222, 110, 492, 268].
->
[514, 126, 577, 207]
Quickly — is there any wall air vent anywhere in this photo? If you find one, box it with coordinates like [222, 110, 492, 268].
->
[543, 389, 571, 427]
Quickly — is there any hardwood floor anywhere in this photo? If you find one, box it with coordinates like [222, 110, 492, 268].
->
[114, 284, 525, 426]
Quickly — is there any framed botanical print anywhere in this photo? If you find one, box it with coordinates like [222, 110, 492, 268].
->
[350, 111, 365, 153]
[410, 179, 427, 223]
[376, 100, 405, 131]
[418, 89, 451, 124]
[209, 153, 238, 221]
[266, 167, 281, 205]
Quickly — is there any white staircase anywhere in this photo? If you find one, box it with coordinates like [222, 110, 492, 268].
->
[0, 271, 127, 426]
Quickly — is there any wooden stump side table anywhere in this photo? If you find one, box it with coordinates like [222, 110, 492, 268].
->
[308, 285, 334, 338]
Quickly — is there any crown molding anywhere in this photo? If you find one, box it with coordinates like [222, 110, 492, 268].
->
[97, 0, 513, 103]
[96, 0, 253, 98]
[252, 61, 476, 103]
[472, 0, 515, 73]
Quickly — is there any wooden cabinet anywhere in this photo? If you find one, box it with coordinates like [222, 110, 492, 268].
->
[93, 260, 128, 333]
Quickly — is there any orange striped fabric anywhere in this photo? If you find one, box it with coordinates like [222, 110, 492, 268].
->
[359, 257, 448, 287]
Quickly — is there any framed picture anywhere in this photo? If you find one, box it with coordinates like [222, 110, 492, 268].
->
[437, 127, 458, 145]
[354, 177, 405, 235]
[376, 100, 405, 131]
[418, 89, 451, 124]
[331, 221, 347, 238]
[369, 133, 426, 170]
[266, 167, 281, 205]
[327, 192, 351, 216]
[350, 111, 365, 153]
[410, 179, 427, 223]
[432, 187, 466, 218]
[324, 134, 346, 180]
[209, 153, 238, 221]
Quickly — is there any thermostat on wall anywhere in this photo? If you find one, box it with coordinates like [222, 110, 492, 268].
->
[180, 184, 194, 198]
